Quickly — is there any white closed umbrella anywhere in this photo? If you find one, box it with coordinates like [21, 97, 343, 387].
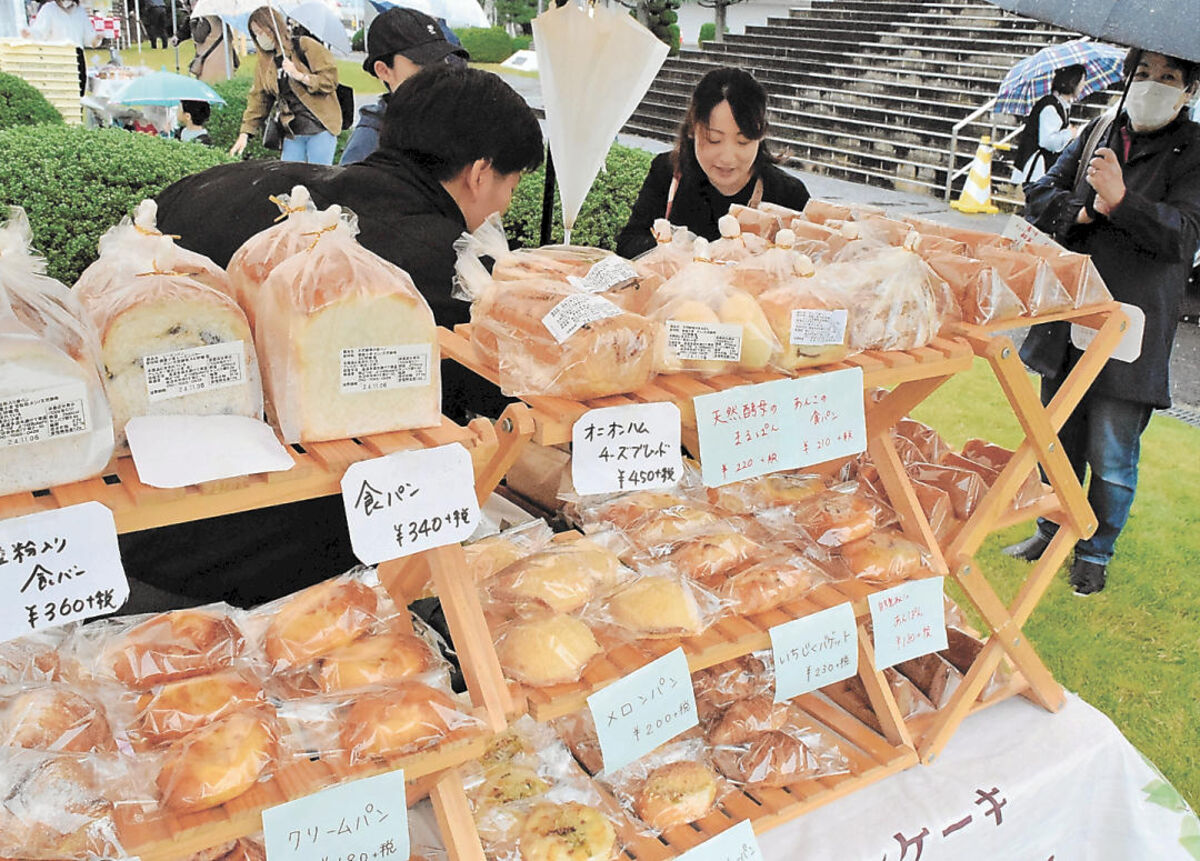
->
[532, 1, 668, 242]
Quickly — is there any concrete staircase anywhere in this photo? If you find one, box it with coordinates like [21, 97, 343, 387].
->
[623, 0, 1114, 208]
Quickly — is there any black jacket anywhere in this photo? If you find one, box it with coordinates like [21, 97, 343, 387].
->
[615, 149, 811, 259]
[155, 148, 470, 328]
[1021, 112, 1200, 409]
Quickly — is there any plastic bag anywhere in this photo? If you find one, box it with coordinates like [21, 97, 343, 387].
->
[905, 462, 987, 520]
[337, 680, 483, 764]
[924, 252, 1027, 325]
[895, 418, 952, 466]
[974, 246, 1074, 316]
[0, 629, 64, 685]
[625, 220, 694, 312]
[709, 722, 849, 788]
[226, 185, 323, 328]
[0, 681, 118, 753]
[76, 258, 262, 452]
[709, 214, 769, 263]
[646, 527, 768, 580]
[0, 748, 132, 860]
[946, 443, 1044, 510]
[598, 737, 726, 835]
[155, 705, 278, 812]
[707, 471, 828, 514]
[1023, 244, 1113, 308]
[488, 537, 629, 614]
[468, 277, 656, 399]
[708, 552, 828, 615]
[728, 229, 816, 298]
[0, 207, 114, 495]
[757, 270, 853, 371]
[647, 238, 780, 375]
[493, 609, 602, 687]
[810, 247, 943, 351]
[463, 519, 557, 585]
[839, 528, 932, 587]
[75, 199, 232, 302]
[255, 203, 441, 442]
[756, 486, 878, 547]
[131, 668, 266, 748]
[593, 570, 725, 639]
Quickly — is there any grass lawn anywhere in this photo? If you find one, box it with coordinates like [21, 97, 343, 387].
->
[912, 357, 1200, 809]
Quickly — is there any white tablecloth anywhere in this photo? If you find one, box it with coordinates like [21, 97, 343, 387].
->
[759, 694, 1198, 860]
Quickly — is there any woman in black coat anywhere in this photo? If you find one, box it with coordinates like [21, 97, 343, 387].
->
[1005, 49, 1200, 595]
[616, 68, 810, 259]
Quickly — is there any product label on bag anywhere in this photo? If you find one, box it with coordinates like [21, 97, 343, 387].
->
[790, 309, 848, 346]
[340, 345, 432, 393]
[0, 502, 128, 639]
[541, 293, 623, 343]
[0, 382, 91, 447]
[144, 341, 246, 402]
[569, 256, 639, 293]
[667, 320, 743, 361]
[263, 769, 408, 861]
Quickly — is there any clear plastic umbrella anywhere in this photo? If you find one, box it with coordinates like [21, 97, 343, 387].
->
[287, 1, 351, 55]
[532, 0, 668, 243]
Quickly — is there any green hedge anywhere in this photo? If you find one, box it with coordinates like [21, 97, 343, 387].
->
[511, 34, 531, 51]
[0, 125, 232, 284]
[455, 27, 514, 63]
[351, 27, 365, 52]
[505, 144, 653, 250]
[0, 72, 64, 129]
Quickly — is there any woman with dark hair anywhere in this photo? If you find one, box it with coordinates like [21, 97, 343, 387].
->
[616, 67, 809, 258]
[1013, 63, 1086, 184]
[229, 6, 341, 164]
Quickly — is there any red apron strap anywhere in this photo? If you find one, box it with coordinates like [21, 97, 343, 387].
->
[664, 171, 681, 220]
[748, 176, 765, 208]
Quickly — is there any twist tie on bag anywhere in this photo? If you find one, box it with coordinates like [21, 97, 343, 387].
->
[270, 195, 309, 222]
[300, 225, 337, 252]
[135, 261, 184, 278]
[133, 223, 180, 240]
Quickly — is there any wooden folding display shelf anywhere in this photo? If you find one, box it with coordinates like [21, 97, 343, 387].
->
[0, 409, 537, 861]
[906, 302, 1128, 763]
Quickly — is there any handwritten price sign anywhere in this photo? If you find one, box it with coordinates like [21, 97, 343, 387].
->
[587, 648, 698, 774]
[264, 769, 408, 861]
[769, 602, 858, 702]
[868, 577, 948, 669]
[694, 369, 866, 487]
[340, 443, 480, 565]
[572, 402, 682, 495]
[675, 820, 764, 861]
[0, 502, 128, 641]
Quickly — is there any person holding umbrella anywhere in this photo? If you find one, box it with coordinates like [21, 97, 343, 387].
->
[1012, 63, 1085, 184]
[229, 6, 341, 164]
[1006, 48, 1200, 595]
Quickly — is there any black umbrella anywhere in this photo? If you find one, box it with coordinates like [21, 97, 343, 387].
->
[988, 0, 1200, 62]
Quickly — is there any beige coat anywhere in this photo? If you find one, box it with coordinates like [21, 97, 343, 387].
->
[239, 9, 341, 138]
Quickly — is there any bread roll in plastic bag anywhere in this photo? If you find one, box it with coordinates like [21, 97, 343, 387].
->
[1023, 244, 1112, 308]
[156, 706, 278, 813]
[226, 186, 323, 329]
[626, 219, 693, 311]
[729, 228, 818, 297]
[839, 528, 932, 587]
[75, 199, 232, 302]
[905, 461, 987, 520]
[923, 252, 1026, 324]
[974, 246, 1074, 316]
[729, 202, 785, 239]
[256, 206, 440, 442]
[811, 247, 943, 351]
[647, 238, 780, 375]
[0, 207, 114, 495]
[76, 253, 262, 452]
[757, 270, 851, 371]
[0, 630, 63, 684]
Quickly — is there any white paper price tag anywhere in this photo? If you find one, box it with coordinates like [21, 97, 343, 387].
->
[263, 769, 408, 861]
[0, 502, 127, 641]
[340, 443, 480, 565]
[789, 309, 847, 346]
[143, 340, 247, 403]
[667, 320, 743, 361]
[792, 366, 866, 468]
[571, 403, 682, 495]
[541, 294, 623, 343]
[869, 577, 949, 670]
[675, 820, 764, 861]
[1070, 302, 1145, 363]
[1001, 214, 1063, 251]
[769, 602, 858, 702]
[127, 415, 294, 489]
[587, 648, 698, 774]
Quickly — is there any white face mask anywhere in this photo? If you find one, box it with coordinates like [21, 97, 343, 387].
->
[1125, 80, 1190, 131]
[256, 33, 276, 52]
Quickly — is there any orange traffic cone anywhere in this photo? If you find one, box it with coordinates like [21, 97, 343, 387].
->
[951, 136, 1000, 215]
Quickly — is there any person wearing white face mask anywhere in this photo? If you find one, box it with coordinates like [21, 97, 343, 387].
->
[1008, 49, 1200, 596]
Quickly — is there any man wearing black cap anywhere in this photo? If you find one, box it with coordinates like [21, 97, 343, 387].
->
[339, 7, 468, 165]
